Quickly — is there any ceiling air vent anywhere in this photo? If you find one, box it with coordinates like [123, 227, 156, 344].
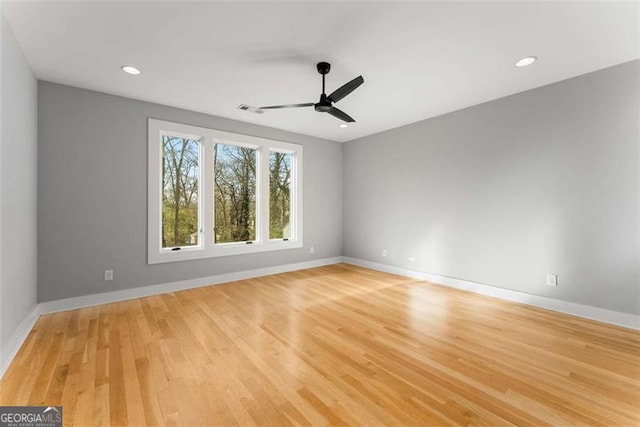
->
[237, 104, 264, 114]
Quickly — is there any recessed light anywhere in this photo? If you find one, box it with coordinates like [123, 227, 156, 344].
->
[121, 65, 141, 75]
[515, 56, 537, 67]
[339, 123, 348, 128]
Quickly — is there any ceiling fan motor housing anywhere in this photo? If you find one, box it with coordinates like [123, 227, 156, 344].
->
[315, 94, 332, 112]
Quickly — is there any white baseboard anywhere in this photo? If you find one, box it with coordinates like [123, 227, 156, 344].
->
[3, 255, 638, 381]
[342, 257, 639, 330]
[0, 257, 342, 380]
[38, 257, 343, 315]
[0, 304, 41, 379]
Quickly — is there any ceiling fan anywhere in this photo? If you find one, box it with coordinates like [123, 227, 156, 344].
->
[257, 62, 364, 123]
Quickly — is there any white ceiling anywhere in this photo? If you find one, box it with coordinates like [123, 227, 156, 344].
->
[2, 1, 638, 142]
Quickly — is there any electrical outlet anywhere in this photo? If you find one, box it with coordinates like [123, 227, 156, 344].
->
[382, 249, 387, 257]
[309, 246, 315, 254]
[104, 269, 114, 281]
[546, 273, 557, 287]
[408, 257, 416, 263]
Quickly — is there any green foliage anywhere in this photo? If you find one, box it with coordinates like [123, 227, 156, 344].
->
[162, 203, 198, 246]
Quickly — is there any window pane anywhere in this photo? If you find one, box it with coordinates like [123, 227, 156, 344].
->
[214, 143, 257, 243]
[269, 152, 292, 239]
[162, 136, 200, 248]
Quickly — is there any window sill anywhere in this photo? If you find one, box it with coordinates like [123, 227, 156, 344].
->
[148, 240, 303, 264]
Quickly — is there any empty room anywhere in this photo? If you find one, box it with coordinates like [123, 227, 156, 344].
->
[0, 1, 638, 426]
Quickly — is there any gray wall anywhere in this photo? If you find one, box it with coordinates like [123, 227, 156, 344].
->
[344, 60, 639, 315]
[38, 82, 343, 302]
[0, 15, 38, 362]
[29, 60, 640, 316]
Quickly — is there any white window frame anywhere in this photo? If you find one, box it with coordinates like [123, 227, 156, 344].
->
[148, 119, 303, 264]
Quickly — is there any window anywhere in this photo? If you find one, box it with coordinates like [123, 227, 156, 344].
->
[148, 119, 302, 264]
[214, 143, 257, 244]
[162, 135, 201, 248]
[269, 151, 292, 240]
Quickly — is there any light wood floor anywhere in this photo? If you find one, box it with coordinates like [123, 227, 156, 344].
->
[1, 264, 639, 426]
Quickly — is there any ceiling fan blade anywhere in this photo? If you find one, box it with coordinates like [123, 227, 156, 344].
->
[328, 75, 364, 103]
[327, 106, 355, 123]
[259, 103, 314, 110]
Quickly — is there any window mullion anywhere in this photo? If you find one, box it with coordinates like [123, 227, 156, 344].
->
[260, 147, 270, 244]
[203, 135, 214, 252]
[293, 149, 303, 242]
[290, 153, 297, 241]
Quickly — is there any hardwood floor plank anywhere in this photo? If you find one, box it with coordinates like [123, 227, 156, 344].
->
[1, 264, 638, 426]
